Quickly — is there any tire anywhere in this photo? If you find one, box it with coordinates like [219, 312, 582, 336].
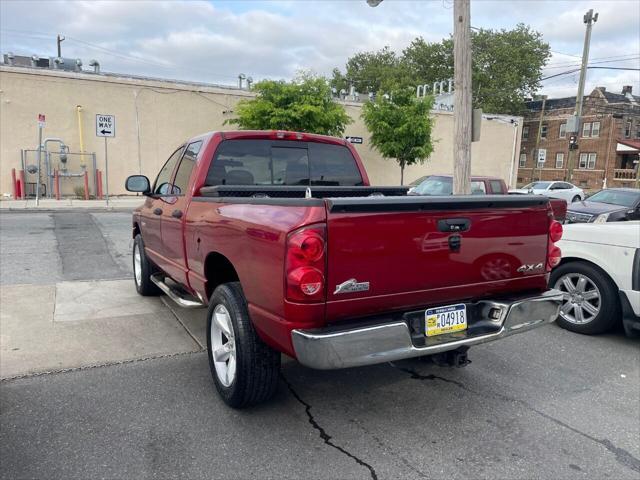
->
[132, 234, 161, 296]
[571, 195, 581, 203]
[550, 261, 620, 334]
[206, 282, 280, 408]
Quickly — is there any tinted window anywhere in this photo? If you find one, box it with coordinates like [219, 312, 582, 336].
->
[205, 140, 363, 186]
[489, 180, 504, 193]
[153, 147, 184, 195]
[172, 141, 202, 195]
[588, 190, 640, 207]
[308, 143, 363, 186]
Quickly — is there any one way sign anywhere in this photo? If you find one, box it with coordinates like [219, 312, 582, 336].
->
[96, 114, 116, 137]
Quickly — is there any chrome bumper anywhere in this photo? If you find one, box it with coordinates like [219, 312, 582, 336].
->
[292, 289, 562, 370]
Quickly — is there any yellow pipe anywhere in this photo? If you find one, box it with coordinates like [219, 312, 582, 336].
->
[76, 105, 85, 153]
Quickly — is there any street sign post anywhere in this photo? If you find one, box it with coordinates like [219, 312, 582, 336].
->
[96, 114, 115, 205]
[35, 114, 45, 206]
[345, 136, 363, 144]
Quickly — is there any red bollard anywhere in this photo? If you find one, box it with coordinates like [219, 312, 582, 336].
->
[83, 171, 90, 200]
[11, 168, 17, 199]
[54, 170, 60, 200]
[19, 170, 26, 199]
[96, 170, 104, 199]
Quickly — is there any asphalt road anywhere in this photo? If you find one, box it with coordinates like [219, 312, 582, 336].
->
[1, 210, 639, 480]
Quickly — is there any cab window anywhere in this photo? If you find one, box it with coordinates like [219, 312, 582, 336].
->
[153, 147, 185, 195]
[172, 141, 202, 195]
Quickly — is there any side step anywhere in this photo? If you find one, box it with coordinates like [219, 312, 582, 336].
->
[150, 273, 204, 309]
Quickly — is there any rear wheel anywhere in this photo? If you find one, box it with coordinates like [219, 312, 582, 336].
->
[571, 195, 581, 202]
[132, 234, 160, 296]
[550, 261, 620, 334]
[206, 282, 280, 408]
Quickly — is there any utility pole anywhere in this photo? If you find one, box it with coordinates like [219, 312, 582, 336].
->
[533, 96, 547, 182]
[56, 34, 65, 58]
[566, 9, 598, 182]
[452, 0, 472, 195]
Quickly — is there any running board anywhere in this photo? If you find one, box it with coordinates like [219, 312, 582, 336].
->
[150, 274, 204, 309]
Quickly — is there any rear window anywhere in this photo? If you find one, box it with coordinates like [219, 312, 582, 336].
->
[489, 180, 504, 193]
[205, 139, 364, 187]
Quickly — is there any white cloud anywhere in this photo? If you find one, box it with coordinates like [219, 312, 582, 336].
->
[1, 0, 638, 98]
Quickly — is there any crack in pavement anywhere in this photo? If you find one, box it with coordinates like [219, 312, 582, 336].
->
[281, 374, 378, 480]
[390, 363, 640, 475]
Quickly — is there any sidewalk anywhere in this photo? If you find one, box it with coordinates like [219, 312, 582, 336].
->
[0, 197, 144, 210]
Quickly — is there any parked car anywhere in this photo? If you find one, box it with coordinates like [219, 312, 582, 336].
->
[408, 175, 508, 195]
[409, 174, 567, 222]
[126, 130, 563, 408]
[510, 181, 585, 204]
[551, 222, 640, 336]
[566, 188, 640, 223]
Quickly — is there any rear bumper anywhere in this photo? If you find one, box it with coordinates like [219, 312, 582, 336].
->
[291, 289, 562, 370]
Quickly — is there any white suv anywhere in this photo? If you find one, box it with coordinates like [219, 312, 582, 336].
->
[550, 221, 640, 336]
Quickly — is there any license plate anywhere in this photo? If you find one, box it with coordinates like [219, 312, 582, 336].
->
[425, 304, 467, 337]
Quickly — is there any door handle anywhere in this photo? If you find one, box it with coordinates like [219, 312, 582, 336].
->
[153, 208, 163, 215]
[171, 209, 183, 219]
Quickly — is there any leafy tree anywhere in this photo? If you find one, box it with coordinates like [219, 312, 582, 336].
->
[330, 46, 411, 95]
[227, 74, 352, 136]
[335, 24, 551, 115]
[361, 88, 435, 185]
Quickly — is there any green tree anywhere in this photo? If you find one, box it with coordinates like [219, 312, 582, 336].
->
[227, 74, 351, 136]
[361, 88, 435, 185]
[330, 46, 411, 95]
[336, 24, 551, 115]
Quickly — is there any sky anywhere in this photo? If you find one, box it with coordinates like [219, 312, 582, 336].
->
[1, 0, 639, 99]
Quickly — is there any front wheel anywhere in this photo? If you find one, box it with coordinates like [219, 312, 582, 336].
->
[550, 261, 620, 334]
[571, 195, 581, 203]
[206, 282, 280, 408]
[132, 234, 160, 296]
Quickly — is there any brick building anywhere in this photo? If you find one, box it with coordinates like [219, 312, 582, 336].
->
[518, 86, 640, 190]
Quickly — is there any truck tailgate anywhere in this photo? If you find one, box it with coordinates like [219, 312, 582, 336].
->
[324, 196, 552, 321]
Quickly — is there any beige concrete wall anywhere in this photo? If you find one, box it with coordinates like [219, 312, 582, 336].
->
[0, 66, 522, 197]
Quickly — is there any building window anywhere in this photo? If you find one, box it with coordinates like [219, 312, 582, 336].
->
[519, 153, 526, 167]
[559, 123, 567, 139]
[522, 126, 529, 140]
[540, 124, 548, 139]
[555, 153, 564, 169]
[582, 122, 592, 138]
[625, 121, 632, 138]
[579, 153, 597, 169]
[537, 149, 546, 168]
[636, 127, 640, 139]
[591, 121, 600, 138]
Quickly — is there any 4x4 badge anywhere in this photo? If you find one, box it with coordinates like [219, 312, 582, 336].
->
[517, 263, 544, 273]
[334, 278, 370, 294]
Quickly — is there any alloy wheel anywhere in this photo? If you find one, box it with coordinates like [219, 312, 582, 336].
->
[210, 304, 237, 387]
[133, 243, 142, 287]
[554, 273, 601, 324]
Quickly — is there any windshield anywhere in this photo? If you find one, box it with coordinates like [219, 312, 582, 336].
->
[413, 176, 453, 195]
[523, 182, 552, 190]
[587, 190, 640, 207]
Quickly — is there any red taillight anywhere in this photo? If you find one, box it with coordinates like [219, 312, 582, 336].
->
[549, 220, 563, 243]
[546, 220, 563, 271]
[286, 225, 326, 302]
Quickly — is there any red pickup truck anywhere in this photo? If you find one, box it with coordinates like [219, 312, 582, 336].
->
[126, 130, 563, 408]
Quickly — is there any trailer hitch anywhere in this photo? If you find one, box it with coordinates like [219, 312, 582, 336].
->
[431, 346, 471, 368]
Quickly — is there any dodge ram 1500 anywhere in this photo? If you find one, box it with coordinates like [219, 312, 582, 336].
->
[126, 130, 563, 408]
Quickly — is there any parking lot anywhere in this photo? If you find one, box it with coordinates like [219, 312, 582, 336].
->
[1, 209, 639, 479]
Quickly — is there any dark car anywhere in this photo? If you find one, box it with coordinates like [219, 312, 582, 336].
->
[566, 188, 640, 223]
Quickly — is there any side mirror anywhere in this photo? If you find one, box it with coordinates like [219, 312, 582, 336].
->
[125, 175, 151, 194]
